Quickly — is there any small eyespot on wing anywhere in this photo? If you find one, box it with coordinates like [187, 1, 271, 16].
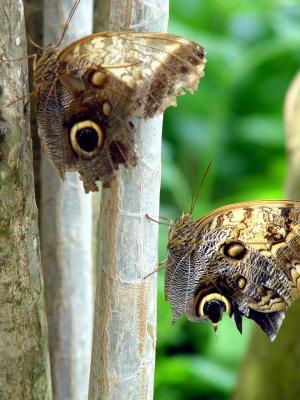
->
[58, 32, 206, 118]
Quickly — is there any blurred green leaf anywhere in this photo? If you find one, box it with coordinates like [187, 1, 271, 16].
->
[155, 355, 236, 399]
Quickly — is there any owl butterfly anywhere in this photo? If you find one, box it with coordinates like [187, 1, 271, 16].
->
[34, 31, 205, 192]
[166, 201, 300, 341]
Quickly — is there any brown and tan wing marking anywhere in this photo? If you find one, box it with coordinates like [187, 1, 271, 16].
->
[35, 33, 205, 192]
[58, 32, 206, 118]
[166, 201, 300, 340]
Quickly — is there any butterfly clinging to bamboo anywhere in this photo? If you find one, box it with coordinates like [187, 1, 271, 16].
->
[31, 1, 205, 192]
[165, 200, 300, 341]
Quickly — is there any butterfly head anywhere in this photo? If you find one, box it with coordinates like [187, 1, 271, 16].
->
[168, 213, 202, 254]
[33, 44, 58, 82]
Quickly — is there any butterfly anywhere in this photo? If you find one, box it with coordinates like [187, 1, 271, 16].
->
[33, 32, 205, 192]
[165, 200, 300, 341]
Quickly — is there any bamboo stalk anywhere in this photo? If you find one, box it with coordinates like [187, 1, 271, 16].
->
[285, 71, 300, 198]
[89, 1, 169, 399]
[40, 1, 94, 399]
[0, 0, 51, 398]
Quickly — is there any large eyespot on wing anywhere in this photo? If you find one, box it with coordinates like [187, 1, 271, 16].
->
[196, 292, 232, 321]
[70, 120, 104, 158]
[194, 292, 233, 333]
[58, 32, 206, 118]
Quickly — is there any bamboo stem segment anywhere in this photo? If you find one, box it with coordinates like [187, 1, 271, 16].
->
[0, 0, 51, 398]
[89, 1, 169, 399]
[41, 1, 94, 399]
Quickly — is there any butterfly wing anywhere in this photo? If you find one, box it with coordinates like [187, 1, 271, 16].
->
[166, 201, 300, 340]
[36, 33, 205, 192]
[58, 32, 205, 117]
[36, 61, 138, 191]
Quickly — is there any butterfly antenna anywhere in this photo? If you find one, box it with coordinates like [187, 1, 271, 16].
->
[189, 161, 212, 215]
[55, 0, 81, 48]
[190, 161, 198, 216]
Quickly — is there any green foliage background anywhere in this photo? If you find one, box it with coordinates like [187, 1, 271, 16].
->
[155, 1, 300, 399]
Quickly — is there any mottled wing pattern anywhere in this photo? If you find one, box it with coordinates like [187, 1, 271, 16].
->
[166, 201, 300, 340]
[58, 32, 205, 117]
[35, 33, 205, 192]
[165, 213, 202, 321]
[36, 57, 136, 191]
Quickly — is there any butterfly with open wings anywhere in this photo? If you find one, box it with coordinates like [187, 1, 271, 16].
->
[165, 201, 300, 341]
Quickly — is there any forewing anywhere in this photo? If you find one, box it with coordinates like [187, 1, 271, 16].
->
[58, 32, 206, 117]
[199, 202, 300, 295]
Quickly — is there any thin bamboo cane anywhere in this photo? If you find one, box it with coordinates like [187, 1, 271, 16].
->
[89, 1, 169, 399]
[40, 1, 94, 399]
